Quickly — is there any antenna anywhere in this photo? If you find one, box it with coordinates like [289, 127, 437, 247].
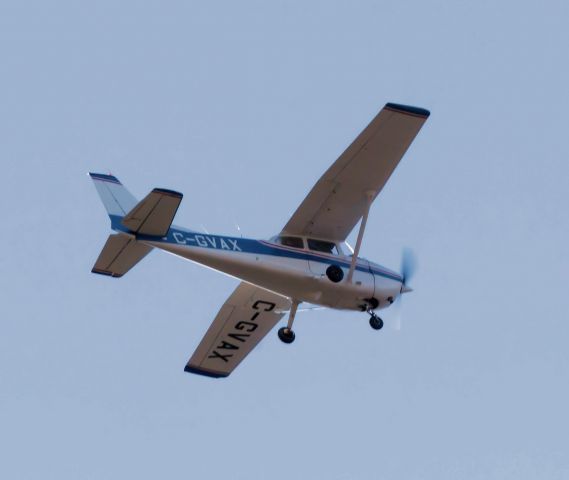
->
[233, 220, 242, 238]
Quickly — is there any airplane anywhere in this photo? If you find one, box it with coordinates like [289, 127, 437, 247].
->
[89, 102, 430, 378]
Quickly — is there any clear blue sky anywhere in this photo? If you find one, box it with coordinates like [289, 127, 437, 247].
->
[1, 1, 568, 478]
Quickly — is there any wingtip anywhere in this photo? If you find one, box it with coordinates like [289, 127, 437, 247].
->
[385, 103, 430, 118]
[184, 364, 229, 378]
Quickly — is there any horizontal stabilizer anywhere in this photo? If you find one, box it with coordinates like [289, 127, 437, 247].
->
[92, 233, 153, 278]
[122, 188, 183, 237]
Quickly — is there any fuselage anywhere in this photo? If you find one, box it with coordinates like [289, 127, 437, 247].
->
[110, 215, 403, 311]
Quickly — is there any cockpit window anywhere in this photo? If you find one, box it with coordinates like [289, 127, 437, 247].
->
[275, 236, 304, 249]
[307, 239, 339, 255]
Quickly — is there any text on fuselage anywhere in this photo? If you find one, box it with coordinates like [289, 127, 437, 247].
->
[172, 232, 242, 251]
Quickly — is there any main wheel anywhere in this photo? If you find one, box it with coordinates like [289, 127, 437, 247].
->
[326, 265, 344, 283]
[278, 327, 296, 344]
[369, 315, 384, 330]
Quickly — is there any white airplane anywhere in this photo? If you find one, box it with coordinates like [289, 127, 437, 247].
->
[89, 102, 430, 378]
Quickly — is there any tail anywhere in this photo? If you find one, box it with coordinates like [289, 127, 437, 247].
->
[89, 172, 138, 224]
[89, 172, 183, 278]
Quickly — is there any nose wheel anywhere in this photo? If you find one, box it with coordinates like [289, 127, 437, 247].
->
[369, 311, 384, 330]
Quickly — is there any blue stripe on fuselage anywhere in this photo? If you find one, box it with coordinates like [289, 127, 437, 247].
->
[108, 215, 402, 282]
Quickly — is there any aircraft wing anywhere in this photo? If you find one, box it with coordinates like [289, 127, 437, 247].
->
[185, 282, 291, 378]
[281, 103, 430, 241]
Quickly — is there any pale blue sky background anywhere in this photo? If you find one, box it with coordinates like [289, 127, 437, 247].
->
[1, 1, 568, 478]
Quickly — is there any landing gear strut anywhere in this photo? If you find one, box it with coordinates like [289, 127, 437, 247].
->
[368, 310, 384, 330]
[278, 300, 299, 344]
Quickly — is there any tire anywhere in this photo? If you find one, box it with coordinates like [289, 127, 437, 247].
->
[326, 265, 344, 283]
[369, 316, 384, 330]
[278, 327, 296, 344]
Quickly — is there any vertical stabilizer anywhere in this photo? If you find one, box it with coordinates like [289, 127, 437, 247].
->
[89, 173, 138, 218]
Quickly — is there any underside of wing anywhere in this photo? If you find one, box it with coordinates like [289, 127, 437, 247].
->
[185, 283, 291, 378]
[281, 103, 430, 241]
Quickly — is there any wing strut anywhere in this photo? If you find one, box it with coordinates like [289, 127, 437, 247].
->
[346, 191, 374, 283]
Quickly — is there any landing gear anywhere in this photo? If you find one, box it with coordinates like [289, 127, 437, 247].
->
[326, 264, 344, 283]
[369, 311, 384, 330]
[365, 297, 380, 309]
[278, 327, 296, 343]
[278, 300, 299, 344]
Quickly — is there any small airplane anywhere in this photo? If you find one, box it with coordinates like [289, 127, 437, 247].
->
[89, 102, 430, 378]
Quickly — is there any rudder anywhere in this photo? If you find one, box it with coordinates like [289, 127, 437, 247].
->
[89, 173, 138, 218]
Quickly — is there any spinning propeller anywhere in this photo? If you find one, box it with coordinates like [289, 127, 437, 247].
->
[400, 247, 417, 292]
[393, 247, 417, 330]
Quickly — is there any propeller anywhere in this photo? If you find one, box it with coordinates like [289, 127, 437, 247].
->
[393, 248, 417, 331]
[400, 247, 417, 288]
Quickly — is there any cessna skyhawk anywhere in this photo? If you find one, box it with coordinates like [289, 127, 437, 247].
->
[89, 102, 430, 378]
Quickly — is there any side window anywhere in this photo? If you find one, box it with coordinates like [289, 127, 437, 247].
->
[307, 239, 339, 255]
[276, 236, 304, 249]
